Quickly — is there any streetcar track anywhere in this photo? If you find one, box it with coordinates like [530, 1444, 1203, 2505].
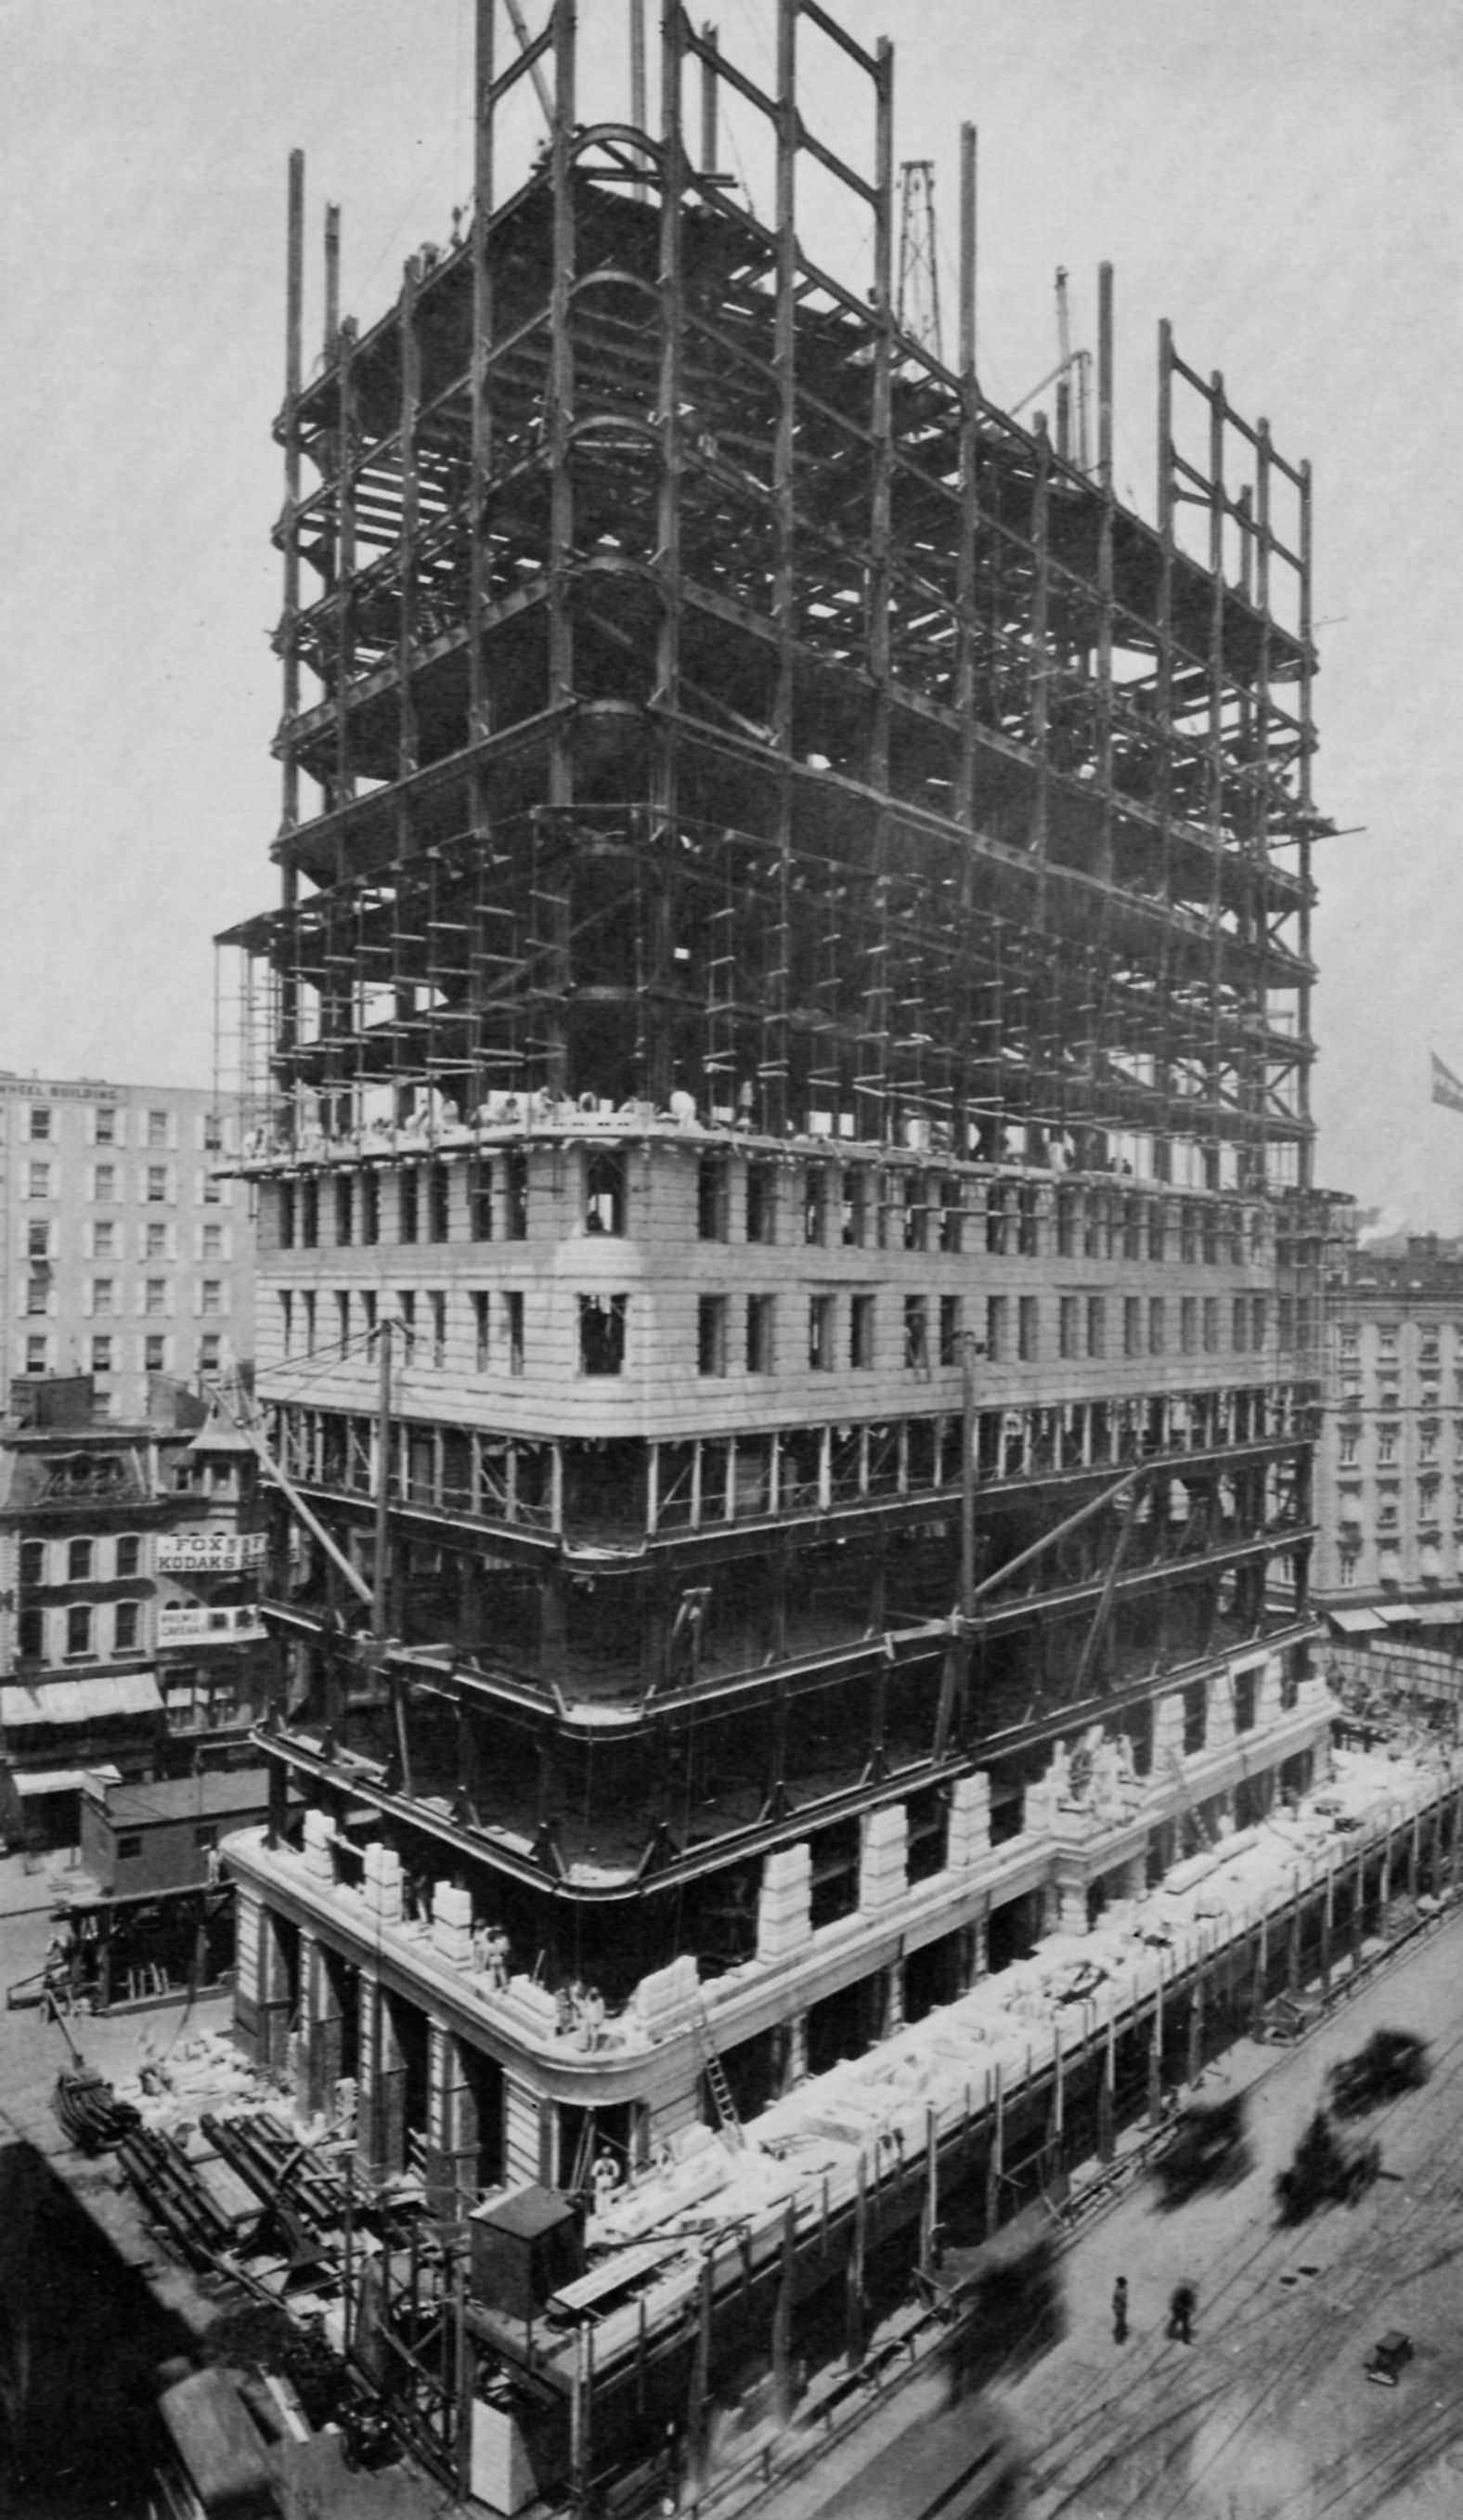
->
[1018, 1909, 1463, 2515]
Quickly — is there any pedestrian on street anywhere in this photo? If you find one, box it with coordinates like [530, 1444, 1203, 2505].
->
[1112, 2275, 1129, 2343]
[1167, 2281, 1196, 2345]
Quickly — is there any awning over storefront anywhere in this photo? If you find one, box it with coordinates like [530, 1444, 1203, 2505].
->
[12, 1765, 122, 1798]
[1327, 1607, 1388, 1634]
[0, 1673, 162, 1726]
[1377, 1600, 1463, 1629]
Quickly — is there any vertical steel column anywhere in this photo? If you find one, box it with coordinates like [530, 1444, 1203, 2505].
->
[955, 124, 978, 873]
[469, 1, 495, 753]
[951, 166, 978, 1158]
[867, 37, 894, 805]
[868, 39, 897, 1141]
[547, 0, 576, 812]
[1205, 371, 1228, 1189]
[759, 0, 798, 1135]
[1297, 456, 1314, 1189]
[1029, 414, 1051, 929]
[333, 315, 359, 808]
[1153, 325, 1177, 1178]
[396, 256, 421, 793]
[1251, 424, 1274, 1164]
[324, 203, 340, 359]
[281, 151, 304, 863]
[648, 1, 686, 1111]
[629, 0, 646, 134]
[530, 2, 576, 1099]
[961, 122, 977, 380]
[371, 1318, 394, 1656]
[279, 153, 305, 1125]
[1094, 263, 1115, 891]
[699, 22, 719, 172]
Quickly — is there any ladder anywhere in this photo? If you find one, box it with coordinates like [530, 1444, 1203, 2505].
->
[694, 2005, 744, 2150]
[568, 2108, 598, 2198]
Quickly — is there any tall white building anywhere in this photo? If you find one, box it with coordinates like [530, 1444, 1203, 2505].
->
[0, 1074, 255, 1421]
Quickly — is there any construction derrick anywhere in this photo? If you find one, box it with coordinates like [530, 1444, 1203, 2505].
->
[214, 6, 1335, 2508]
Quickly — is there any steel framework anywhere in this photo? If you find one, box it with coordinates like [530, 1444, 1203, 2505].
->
[224, 0, 1317, 1200]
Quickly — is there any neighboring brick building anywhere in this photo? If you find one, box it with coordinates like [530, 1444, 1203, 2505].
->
[0, 1377, 275, 1852]
[1315, 1232, 1463, 1651]
[0, 1072, 255, 1422]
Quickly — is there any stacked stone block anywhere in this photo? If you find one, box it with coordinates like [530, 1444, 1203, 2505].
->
[859, 1804, 908, 1916]
[946, 1773, 991, 1868]
[432, 1879, 473, 1966]
[362, 1840, 404, 1924]
[757, 1843, 811, 1962]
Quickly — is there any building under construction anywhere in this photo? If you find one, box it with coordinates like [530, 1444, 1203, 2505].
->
[215, 2, 1340, 2504]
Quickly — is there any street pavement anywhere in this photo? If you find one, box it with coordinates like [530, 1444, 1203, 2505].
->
[777, 1909, 1463, 2520]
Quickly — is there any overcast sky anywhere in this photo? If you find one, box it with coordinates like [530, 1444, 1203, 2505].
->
[1, 3, 1458, 1218]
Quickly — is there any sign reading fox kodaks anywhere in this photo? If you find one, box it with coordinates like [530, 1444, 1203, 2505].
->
[156, 1530, 266, 1574]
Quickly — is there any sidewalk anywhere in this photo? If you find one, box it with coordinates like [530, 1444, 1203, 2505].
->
[743, 1911, 1463, 2520]
[725, 1904, 1460, 2520]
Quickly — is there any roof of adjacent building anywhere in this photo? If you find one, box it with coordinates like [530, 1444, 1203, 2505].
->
[0, 1072, 225, 1102]
[86, 1767, 274, 1827]
[1346, 1235, 1463, 1299]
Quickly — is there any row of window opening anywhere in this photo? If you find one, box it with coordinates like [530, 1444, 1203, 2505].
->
[268, 1152, 1268, 1266]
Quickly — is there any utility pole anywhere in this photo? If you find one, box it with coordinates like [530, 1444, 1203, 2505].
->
[370, 1313, 414, 1792]
[937, 1327, 980, 1760]
[960, 1328, 978, 1621]
[371, 1314, 394, 1651]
